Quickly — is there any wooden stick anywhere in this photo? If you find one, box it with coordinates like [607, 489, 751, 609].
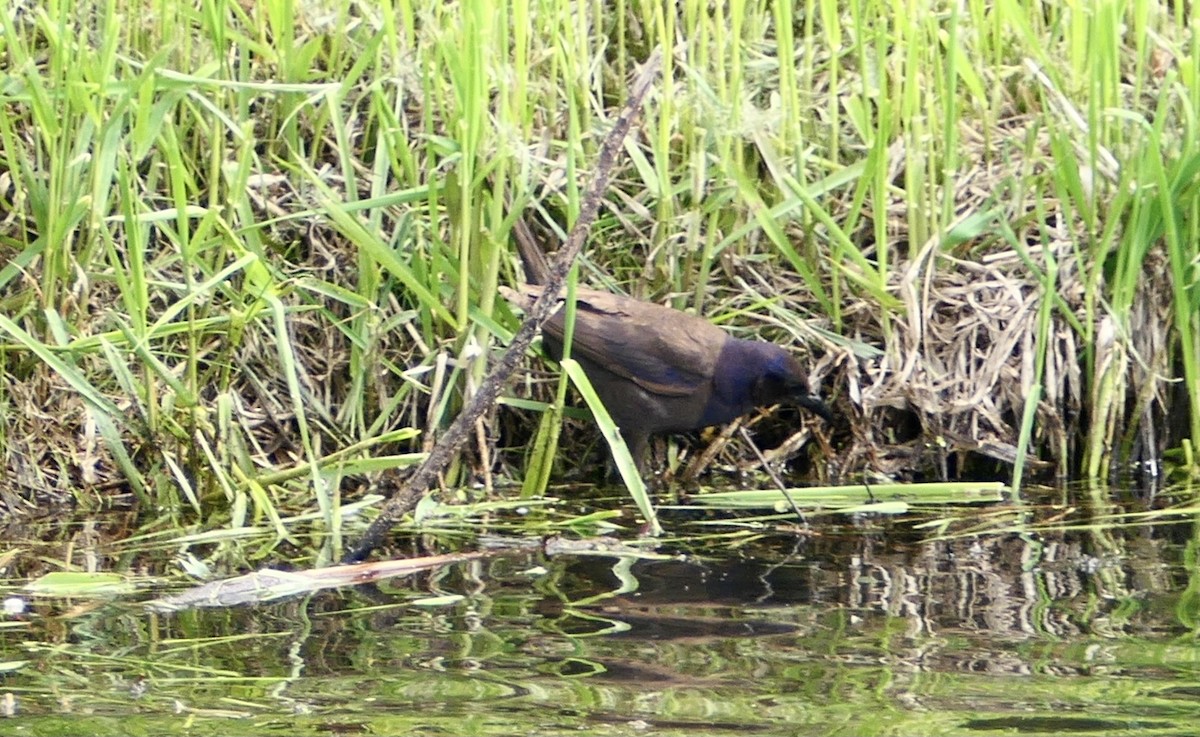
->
[343, 50, 663, 563]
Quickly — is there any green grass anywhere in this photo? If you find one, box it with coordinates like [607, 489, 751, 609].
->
[1, 0, 1198, 552]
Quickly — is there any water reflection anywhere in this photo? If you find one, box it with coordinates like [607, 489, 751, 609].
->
[2, 498, 1199, 735]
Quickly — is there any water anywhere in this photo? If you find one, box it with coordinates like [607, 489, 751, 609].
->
[2, 487, 1199, 736]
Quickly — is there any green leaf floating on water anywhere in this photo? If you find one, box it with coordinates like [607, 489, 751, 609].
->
[691, 482, 1006, 511]
[25, 572, 136, 597]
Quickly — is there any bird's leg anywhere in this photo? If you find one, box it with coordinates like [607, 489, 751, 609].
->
[626, 431, 650, 479]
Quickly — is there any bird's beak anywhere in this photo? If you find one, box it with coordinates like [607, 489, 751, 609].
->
[795, 394, 833, 423]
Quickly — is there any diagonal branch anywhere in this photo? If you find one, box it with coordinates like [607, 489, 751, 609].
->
[343, 49, 663, 563]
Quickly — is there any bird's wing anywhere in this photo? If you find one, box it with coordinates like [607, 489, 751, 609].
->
[552, 288, 725, 398]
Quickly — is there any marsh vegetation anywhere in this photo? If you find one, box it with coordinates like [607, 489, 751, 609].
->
[1, 1, 1200, 731]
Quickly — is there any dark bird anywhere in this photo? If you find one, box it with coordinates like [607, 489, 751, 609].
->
[501, 282, 831, 471]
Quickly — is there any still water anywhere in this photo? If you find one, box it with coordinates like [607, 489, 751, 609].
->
[2, 487, 1199, 736]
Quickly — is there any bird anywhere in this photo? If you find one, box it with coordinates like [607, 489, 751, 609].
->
[501, 282, 831, 472]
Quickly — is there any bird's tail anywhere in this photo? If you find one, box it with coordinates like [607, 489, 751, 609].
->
[512, 218, 552, 286]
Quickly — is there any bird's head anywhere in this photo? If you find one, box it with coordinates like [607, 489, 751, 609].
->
[751, 349, 833, 423]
